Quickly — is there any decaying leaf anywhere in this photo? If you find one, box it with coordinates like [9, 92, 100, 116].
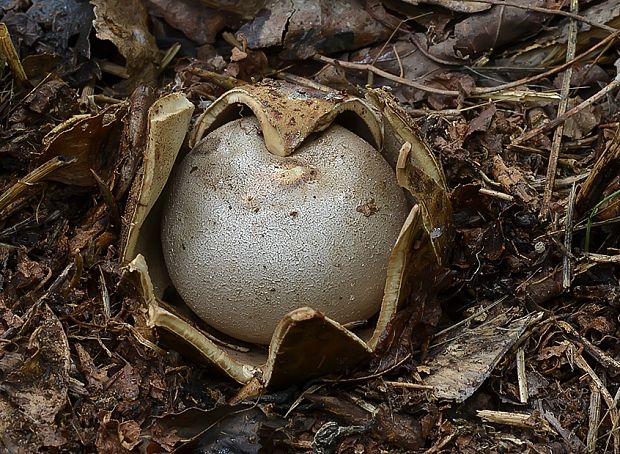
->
[453, 0, 552, 57]
[38, 103, 126, 186]
[389, 0, 490, 13]
[424, 311, 544, 402]
[144, 0, 240, 45]
[195, 0, 265, 19]
[91, 0, 160, 93]
[1, 0, 94, 80]
[496, 0, 620, 67]
[237, 0, 391, 59]
[0, 305, 71, 450]
[563, 96, 601, 139]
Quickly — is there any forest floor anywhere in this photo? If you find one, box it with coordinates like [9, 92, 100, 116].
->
[1, 1, 620, 452]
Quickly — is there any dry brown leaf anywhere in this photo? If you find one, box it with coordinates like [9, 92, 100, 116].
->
[454, 0, 552, 57]
[39, 104, 126, 186]
[424, 311, 544, 402]
[0, 306, 71, 450]
[563, 96, 601, 139]
[238, 0, 391, 59]
[91, 0, 160, 92]
[491, 154, 538, 205]
[392, 0, 490, 13]
[196, 0, 264, 19]
[144, 0, 239, 44]
[496, 0, 620, 67]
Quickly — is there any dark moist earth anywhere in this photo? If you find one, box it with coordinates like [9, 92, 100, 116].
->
[1, 1, 620, 452]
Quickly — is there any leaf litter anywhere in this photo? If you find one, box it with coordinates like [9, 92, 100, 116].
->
[1, 0, 620, 452]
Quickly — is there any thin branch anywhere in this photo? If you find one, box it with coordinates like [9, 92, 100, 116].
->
[313, 54, 460, 96]
[313, 28, 620, 97]
[475, 27, 620, 95]
[562, 183, 577, 289]
[540, 0, 579, 218]
[0, 156, 77, 213]
[473, 0, 616, 32]
[512, 78, 620, 145]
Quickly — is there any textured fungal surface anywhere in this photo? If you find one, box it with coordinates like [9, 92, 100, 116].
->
[161, 117, 409, 344]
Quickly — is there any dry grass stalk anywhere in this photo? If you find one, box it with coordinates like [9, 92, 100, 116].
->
[0, 23, 26, 81]
[477, 410, 553, 433]
[516, 346, 528, 404]
[574, 352, 620, 453]
[562, 183, 578, 289]
[540, 0, 578, 219]
[0, 156, 77, 213]
[587, 382, 602, 453]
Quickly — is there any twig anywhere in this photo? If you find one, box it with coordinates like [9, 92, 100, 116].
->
[557, 320, 620, 374]
[479, 187, 514, 202]
[512, 78, 620, 146]
[276, 72, 337, 93]
[424, 431, 460, 454]
[574, 353, 620, 453]
[473, 0, 616, 32]
[14, 261, 74, 338]
[471, 27, 620, 95]
[283, 383, 324, 418]
[314, 28, 620, 98]
[516, 347, 528, 404]
[98, 265, 111, 320]
[97, 60, 129, 79]
[432, 297, 507, 339]
[0, 23, 26, 81]
[540, 0, 578, 219]
[185, 66, 246, 90]
[0, 156, 77, 213]
[583, 253, 620, 264]
[562, 183, 577, 289]
[321, 353, 412, 384]
[384, 381, 434, 390]
[313, 54, 460, 96]
[157, 42, 181, 75]
[410, 34, 463, 67]
[587, 381, 602, 453]
[544, 410, 587, 452]
[369, 17, 411, 85]
[92, 94, 124, 104]
[477, 410, 553, 433]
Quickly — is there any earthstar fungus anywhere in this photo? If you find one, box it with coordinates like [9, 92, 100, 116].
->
[121, 81, 452, 389]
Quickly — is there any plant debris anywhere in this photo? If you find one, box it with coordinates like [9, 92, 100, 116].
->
[2, 0, 620, 452]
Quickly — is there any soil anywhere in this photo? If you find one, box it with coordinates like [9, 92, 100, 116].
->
[1, 1, 620, 452]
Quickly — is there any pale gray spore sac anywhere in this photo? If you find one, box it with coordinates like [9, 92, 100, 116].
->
[161, 117, 409, 344]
